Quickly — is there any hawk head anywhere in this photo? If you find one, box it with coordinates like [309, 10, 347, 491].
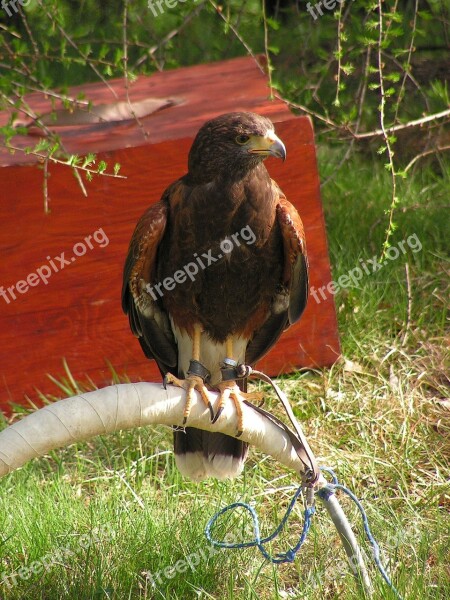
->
[187, 112, 286, 183]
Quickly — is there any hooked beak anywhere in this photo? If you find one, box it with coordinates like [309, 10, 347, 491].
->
[247, 131, 286, 161]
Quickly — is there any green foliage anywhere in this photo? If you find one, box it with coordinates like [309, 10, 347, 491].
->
[2, 2, 447, 131]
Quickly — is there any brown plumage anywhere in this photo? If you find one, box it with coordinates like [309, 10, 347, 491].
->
[122, 112, 308, 480]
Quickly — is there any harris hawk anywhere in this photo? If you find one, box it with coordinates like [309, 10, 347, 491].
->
[122, 112, 308, 481]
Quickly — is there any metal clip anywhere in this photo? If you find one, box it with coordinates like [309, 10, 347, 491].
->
[304, 485, 315, 509]
[221, 359, 252, 382]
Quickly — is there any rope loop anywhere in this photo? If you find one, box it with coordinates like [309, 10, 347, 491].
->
[205, 485, 315, 564]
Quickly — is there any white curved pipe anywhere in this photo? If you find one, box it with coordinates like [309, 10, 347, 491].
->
[0, 382, 373, 596]
[0, 382, 307, 477]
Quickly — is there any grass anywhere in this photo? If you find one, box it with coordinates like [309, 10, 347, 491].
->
[0, 152, 448, 599]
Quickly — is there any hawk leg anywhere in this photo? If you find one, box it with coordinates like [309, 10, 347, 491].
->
[164, 325, 214, 424]
[212, 339, 263, 437]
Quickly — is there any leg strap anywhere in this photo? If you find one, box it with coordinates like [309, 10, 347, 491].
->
[221, 358, 253, 382]
[187, 359, 211, 383]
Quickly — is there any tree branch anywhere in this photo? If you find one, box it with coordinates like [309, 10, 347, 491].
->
[350, 108, 450, 140]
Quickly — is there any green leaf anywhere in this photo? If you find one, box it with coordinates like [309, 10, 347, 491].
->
[266, 17, 280, 31]
[385, 73, 400, 83]
[387, 11, 403, 23]
[82, 153, 96, 169]
[341, 63, 355, 76]
[366, 19, 380, 31]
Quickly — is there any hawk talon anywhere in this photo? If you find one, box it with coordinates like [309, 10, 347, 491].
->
[212, 382, 264, 437]
[164, 372, 214, 423]
[211, 406, 223, 424]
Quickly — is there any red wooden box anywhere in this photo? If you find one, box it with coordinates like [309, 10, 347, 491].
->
[0, 56, 339, 413]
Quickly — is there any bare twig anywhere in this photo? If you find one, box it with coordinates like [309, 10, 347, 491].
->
[355, 46, 371, 133]
[18, 3, 40, 63]
[276, 95, 341, 130]
[122, 0, 148, 140]
[334, 3, 344, 108]
[1, 92, 90, 199]
[208, 0, 341, 131]
[72, 167, 88, 198]
[393, 0, 419, 124]
[6, 145, 126, 180]
[350, 109, 450, 140]
[383, 0, 400, 39]
[1, 92, 50, 131]
[43, 157, 50, 213]
[35, 0, 117, 97]
[133, 1, 208, 71]
[404, 145, 450, 173]
[376, 0, 399, 259]
[381, 50, 431, 114]
[10, 81, 90, 107]
[262, 0, 274, 99]
[208, 0, 266, 77]
[401, 263, 413, 348]
[1, 36, 33, 78]
[321, 46, 372, 188]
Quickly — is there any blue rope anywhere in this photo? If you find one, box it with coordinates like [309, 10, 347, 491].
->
[205, 484, 315, 563]
[318, 467, 404, 600]
[205, 467, 403, 599]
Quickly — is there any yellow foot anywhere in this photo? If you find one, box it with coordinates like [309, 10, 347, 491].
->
[164, 373, 214, 424]
[211, 381, 264, 437]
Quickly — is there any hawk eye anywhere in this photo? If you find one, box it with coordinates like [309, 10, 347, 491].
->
[235, 134, 250, 145]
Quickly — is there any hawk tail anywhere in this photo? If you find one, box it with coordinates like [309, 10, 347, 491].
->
[173, 380, 249, 480]
[173, 428, 249, 480]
